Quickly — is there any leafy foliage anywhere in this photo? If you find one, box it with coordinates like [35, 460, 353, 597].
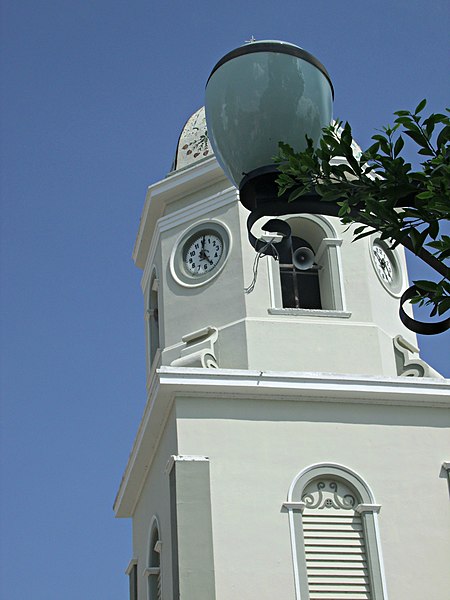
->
[275, 101, 450, 317]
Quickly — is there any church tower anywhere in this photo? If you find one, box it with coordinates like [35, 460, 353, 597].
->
[114, 68, 450, 600]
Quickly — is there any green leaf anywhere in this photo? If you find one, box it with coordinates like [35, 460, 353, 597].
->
[288, 186, 309, 202]
[353, 229, 374, 242]
[414, 279, 439, 292]
[404, 129, 429, 148]
[416, 191, 435, 200]
[395, 116, 414, 127]
[393, 136, 404, 158]
[436, 125, 450, 149]
[409, 228, 428, 253]
[438, 298, 450, 315]
[372, 134, 388, 143]
[414, 99, 427, 115]
[417, 147, 434, 156]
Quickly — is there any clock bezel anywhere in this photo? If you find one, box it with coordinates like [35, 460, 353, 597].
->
[170, 220, 231, 287]
[369, 236, 403, 296]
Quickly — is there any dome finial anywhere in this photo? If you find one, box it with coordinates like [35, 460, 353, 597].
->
[171, 107, 213, 172]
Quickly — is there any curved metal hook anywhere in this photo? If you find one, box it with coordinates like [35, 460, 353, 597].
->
[399, 285, 450, 335]
[247, 210, 292, 257]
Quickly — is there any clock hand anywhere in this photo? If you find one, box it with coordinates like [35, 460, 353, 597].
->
[199, 249, 214, 265]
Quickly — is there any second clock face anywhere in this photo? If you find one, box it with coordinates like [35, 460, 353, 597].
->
[183, 232, 223, 276]
[372, 244, 393, 283]
[370, 238, 402, 295]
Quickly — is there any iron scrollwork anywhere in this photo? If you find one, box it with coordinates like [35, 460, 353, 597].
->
[302, 479, 356, 510]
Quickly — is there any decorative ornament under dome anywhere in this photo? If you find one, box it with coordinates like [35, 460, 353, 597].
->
[171, 107, 213, 172]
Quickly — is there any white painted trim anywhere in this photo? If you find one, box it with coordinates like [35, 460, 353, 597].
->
[288, 507, 301, 600]
[143, 567, 160, 576]
[267, 255, 283, 307]
[315, 237, 343, 262]
[287, 462, 376, 504]
[283, 501, 306, 512]
[113, 374, 169, 516]
[145, 515, 162, 600]
[168, 219, 232, 288]
[140, 188, 237, 289]
[157, 367, 450, 408]
[114, 367, 449, 516]
[158, 188, 237, 233]
[355, 503, 382, 514]
[141, 232, 157, 292]
[443, 462, 450, 485]
[286, 463, 389, 600]
[335, 230, 348, 311]
[281, 213, 338, 238]
[125, 558, 138, 575]
[165, 454, 210, 474]
[147, 515, 161, 562]
[268, 308, 351, 318]
[373, 512, 390, 599]
[134, 158, 233, 270]
[264, 213, 346, 312]
[146, 347, 162, 393]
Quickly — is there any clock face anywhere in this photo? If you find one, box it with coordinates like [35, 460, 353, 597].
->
[170, 221, 231, 287]
[372, 244, 393, 283]
[184, 232, 223, 276]
[370, 238, 402, 295]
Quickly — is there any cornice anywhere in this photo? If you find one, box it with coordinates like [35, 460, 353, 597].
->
[133, 158, 231, 269]
[141, 187, 238, 290]
[156, 367, 450, 405]
[114, 367, 449, 518]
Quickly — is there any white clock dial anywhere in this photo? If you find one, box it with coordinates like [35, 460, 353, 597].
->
[184, 233, 223, 276]
[170, 221, 231, 287]
[372, 244, 393, 283]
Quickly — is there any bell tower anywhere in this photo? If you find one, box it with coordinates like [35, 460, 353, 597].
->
[115, 68, 450, 600]
[130, 106, 439, 381]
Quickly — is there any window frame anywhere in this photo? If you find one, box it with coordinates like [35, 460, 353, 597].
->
[267, 214, 350, 317]
[144, 516, 162, 600]
[126, 559, 138, 600]
[145, 268, 161, 376]
[284, 463, 387, 600]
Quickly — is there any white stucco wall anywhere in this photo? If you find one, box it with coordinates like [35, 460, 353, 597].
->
[131, 407, 178, 600]
[174, 393, 450, 600]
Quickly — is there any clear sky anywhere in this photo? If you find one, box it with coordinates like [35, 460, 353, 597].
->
[1, 1, 449, 598]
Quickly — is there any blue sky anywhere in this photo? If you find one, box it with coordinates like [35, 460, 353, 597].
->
[1, 1, 449, 598]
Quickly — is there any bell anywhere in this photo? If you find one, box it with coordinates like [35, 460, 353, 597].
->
[293, 247, 315, 270]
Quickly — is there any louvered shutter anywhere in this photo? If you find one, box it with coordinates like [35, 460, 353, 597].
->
[156, 569, 162, 600]
[147, 531, 162, 600]
[303, 510, 371, 599]
[146, 567, 161, 600]
[300, 478, 372, 600]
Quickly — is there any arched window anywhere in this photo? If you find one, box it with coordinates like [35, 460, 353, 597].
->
[284, 463, 387, 600]
[267, 215, 348, 316]
[144, 518, 162, 600]
[146, 270, 160, 370]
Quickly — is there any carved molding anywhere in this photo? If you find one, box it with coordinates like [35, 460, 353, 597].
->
[283, 501, 306, 512]
[355, 503, 382, 514]
[393, 335, 442, 378]
[170, 326, 219, 369]
[301, 479, 357, 511]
